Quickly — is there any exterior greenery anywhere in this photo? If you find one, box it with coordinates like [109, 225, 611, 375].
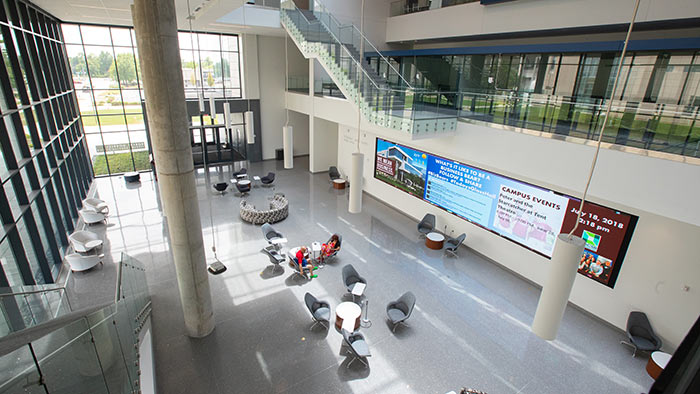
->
[92, 151, 150, 176]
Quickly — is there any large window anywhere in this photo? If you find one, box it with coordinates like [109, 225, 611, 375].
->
[61, 24, 242, 176]
[0, 0, 92, 287]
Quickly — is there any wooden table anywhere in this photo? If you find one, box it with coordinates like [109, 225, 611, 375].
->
[333, 179, 346, 189]
[646, 351, 671, 379]
[426, 232, 445, 250]
[335, 301, 361, 331]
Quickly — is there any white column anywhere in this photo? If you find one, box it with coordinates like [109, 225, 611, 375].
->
[283, 125, 293, 169]
[531, 234, 585, 340]
[348, 152, 363, 213]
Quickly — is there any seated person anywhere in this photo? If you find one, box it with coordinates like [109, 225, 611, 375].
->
[295, 246, 316, 278]
[321, 234, 341, 259]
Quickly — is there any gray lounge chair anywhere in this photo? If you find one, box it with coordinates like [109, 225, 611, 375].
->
[444, 233, 466, 256]
[342, 329, 371, 368]
[386, 291, 416, 332]
[329, 166, 341, 181]
[323, 234, 342, 262]
[342, 264, 366, 300]
[261, 223, 284, 249]
[304, 292, 330, 330]
[417, 214, 435, 237]
[620, 311, 662, 357]
[261, 245, 285, 272]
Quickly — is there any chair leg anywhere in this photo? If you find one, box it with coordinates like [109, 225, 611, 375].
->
[309, 319, 328, 330]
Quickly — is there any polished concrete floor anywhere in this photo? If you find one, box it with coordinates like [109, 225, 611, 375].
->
[66, 156, 655, 394]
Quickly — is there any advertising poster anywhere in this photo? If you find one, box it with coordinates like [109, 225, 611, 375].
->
[375, 138, 427, 199]
[374, 138, 637, 288]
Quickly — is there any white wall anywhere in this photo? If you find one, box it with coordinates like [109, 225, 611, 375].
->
[255, 35, 309, 160]
[317, 0, 394, 50]
[288, 110, 310, 156]
[329, 112, 700, 351]
[310, 117, 338, 172]
[257, 35, 285, 159]
[386, 0, 700, 43]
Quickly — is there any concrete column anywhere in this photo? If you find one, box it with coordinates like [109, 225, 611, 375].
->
[132, 0, 214, 338]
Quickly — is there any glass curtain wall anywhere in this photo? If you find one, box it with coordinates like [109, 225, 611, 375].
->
[62, 24, 242, 176]
[0, 0, 92, 287]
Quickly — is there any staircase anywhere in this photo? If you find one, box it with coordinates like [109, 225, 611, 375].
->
[280, 0, 458, 137]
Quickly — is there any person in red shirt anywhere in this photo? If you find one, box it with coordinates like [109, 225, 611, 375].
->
[296, 246, 316, 279]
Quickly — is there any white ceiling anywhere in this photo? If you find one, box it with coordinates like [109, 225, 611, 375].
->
[31, 0, 285, 36]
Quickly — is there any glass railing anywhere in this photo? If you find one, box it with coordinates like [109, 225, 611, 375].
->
[390, 0, 479, 17]
[454, 90, 700, 158]
[0, 253, 151, 394]
[287, 75, 309, 93]
[314, 76, 345, 98]
[1, 285, 72, 337]
[280, 0, 458, 135]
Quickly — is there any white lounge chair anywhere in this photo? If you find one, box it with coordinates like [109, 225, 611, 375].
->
[65, 253, 104, 272]
[69, 230, 103, 254]
[79, 209, 107, 225]
[82, 198, 109, 215]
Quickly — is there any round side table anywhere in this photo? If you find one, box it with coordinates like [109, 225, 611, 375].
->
[426, 232, 445, 250]
[333, 179, 346, 189]
[335, 301, 361, 331]
[646, 351, 671, 379]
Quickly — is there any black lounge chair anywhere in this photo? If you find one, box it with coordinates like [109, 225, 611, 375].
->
[233, 167, 248, 178]
[213, 182, 228, 194]
[235, 181, 251, 196]
[260, 172, 275, 186]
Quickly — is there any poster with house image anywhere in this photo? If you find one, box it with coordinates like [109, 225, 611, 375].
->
[375, 139, 427, 198]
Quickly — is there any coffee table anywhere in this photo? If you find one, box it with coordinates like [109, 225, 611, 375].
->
[646, 351, 672, 379]
[426, 232, 445, 250]
[335, 301, 361, 331]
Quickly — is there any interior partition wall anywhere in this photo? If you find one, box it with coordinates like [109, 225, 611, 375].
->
[61, 23, 243, 176]
[0, 0, 92, 287]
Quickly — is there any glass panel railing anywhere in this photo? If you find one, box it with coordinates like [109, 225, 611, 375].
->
[0, 345, 43, 393]
[281, 0, 458, 135]
[456, 91, 700, 158]
[1, 285, 72, 338]
[287, 75, 309, 93]
[0, 253, 150, 394]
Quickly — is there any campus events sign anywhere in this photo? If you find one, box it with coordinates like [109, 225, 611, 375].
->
[374, 138, 637, 288]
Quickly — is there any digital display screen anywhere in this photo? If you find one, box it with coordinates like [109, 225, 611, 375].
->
[374, 138, 637, 288]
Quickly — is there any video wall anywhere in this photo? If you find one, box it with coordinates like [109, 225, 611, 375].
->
[374, 138, 638, 288]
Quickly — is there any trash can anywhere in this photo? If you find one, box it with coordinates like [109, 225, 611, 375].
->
[275, 148, 284, 161]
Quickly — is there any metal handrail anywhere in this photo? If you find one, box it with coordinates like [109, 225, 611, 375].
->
[281, 2, 384, 94]
[313, 0, 412, 89]
[0, 286, 67, 298]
